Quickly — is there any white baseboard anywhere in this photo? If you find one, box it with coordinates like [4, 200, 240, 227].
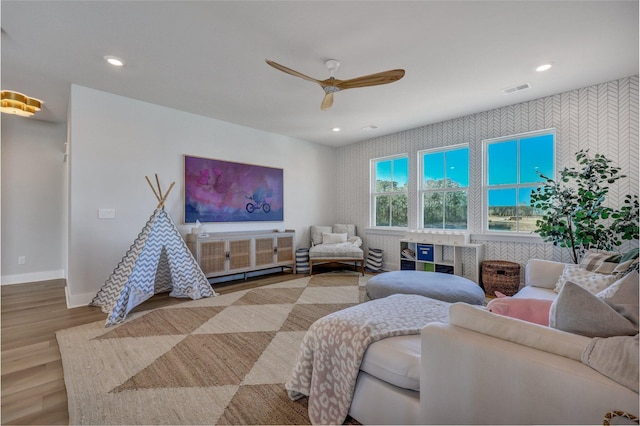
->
[1, 269, 65, 285]
[65, 287, 98, 308]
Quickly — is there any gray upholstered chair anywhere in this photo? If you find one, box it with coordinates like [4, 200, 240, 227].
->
[308, 224, 364, 275]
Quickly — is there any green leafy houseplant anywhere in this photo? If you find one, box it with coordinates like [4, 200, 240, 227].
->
[530, 150, 639, 264]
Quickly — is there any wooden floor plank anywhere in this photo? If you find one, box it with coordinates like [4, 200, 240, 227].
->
[1, 344, 62, 375]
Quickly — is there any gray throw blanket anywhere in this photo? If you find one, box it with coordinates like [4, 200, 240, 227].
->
[285, 294, 450, 425]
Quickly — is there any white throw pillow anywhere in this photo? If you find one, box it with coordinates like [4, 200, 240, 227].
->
[322, 232, 348, 244]
[311, 225, 332, 245]
[554, 264, 618, 294]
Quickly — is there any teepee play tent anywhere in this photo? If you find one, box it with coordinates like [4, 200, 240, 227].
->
[91, 176, 216, 326]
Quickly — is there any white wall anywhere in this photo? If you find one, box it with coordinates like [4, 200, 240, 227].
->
[1, 116, 67, 284]
[66, 85, 336, 306]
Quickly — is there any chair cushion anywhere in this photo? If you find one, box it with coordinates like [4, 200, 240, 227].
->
[333, 224, 356, 239]
[360, 335, 421, 391]
[309, 244, 363, 259]
[310, 225, 332, 245]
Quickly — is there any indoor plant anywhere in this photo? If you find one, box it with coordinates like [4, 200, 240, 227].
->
[530, 150, 639, 264]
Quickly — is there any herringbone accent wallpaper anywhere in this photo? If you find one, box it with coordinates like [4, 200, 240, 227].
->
[336, 76, 639, 281]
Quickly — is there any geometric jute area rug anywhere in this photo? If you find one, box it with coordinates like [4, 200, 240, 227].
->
[56, 273, 369, 425]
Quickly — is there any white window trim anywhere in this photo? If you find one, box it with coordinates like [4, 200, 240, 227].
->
[370, 153, 409, 228]
[482, 128, 556, 234]
[418, 143, 469, 230]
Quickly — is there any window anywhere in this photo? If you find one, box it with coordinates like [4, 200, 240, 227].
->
[484, 130, 555, 233]
[419, 145, 469, 229]
[371, 155, 408, 227]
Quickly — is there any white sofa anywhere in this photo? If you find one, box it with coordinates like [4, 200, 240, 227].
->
[347, 259, 639, 425]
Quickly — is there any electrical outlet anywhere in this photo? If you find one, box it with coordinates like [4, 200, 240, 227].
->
[18, 256, 26, 265]
[98, 208, 116, 219]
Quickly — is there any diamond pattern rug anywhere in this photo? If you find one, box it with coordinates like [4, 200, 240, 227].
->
[56, 273, 369, 425]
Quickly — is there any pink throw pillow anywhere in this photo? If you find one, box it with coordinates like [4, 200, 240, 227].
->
[487, 294, 553, 326]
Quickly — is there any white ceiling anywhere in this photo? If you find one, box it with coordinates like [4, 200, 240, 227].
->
[2, 1, 638, 147]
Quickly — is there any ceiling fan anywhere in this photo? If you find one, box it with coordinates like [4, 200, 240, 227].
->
[265, 59, 405, 111]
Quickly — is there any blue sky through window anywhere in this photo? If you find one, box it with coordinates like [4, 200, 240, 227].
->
[520, 134, 554, 183]
[488, 141, 517, 185]
[423, 147, 469, 187]
[487, 133, 554, 206]
[376, 157, 408, 189]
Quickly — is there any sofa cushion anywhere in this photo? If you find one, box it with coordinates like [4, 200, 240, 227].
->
[554, 264, 617, 294]
[513, 285, 557, 300]
[582, 334, 639, 393]
[449, 303, 590, 361]
[360, 334, 420, 391]
[549, 280, 639, 338]
[525, 259, 567, 290]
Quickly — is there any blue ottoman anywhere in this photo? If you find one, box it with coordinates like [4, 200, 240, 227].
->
[366, 270, 485, 305]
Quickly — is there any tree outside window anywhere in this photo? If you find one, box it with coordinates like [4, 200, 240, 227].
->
[371, 156, 408, 227]
[420, 146, 469, 229]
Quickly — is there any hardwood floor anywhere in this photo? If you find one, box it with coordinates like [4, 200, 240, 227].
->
[1, 271, 304, 425]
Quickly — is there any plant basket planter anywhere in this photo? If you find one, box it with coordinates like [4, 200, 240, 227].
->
[481, 260, 521, 296]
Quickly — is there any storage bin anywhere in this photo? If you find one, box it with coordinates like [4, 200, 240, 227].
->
[481, 260, 520, 296]
[295, 248, 310, 274]
[435, 264, 454, 274]
[365, 248, 384, 272]
[416, 244, 434, 261]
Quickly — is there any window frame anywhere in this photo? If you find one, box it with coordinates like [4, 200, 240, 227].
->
[418, 143, 469, 230]
[370, 154, 409, 229]
[482, 128, 556, 234]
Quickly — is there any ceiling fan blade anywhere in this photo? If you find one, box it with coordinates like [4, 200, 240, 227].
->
[265, 59, 322, 84]
[321, 92, 334, 111]
[334, 69, 405, 90]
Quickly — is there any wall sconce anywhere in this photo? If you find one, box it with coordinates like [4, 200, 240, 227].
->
[1, 90, 42, 117]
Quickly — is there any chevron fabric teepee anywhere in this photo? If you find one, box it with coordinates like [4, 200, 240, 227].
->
[91, 207, 215, 327]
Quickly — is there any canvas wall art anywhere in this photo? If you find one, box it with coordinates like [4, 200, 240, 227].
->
[184, 155, 284, 223]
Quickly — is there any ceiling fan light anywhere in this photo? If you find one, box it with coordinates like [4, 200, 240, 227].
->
[1, 90, 42, 117]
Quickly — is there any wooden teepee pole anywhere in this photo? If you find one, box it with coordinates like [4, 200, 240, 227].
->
[145, 175, 161, 202]
[155, 174, 164, 200]
[145, 175, 175, 209]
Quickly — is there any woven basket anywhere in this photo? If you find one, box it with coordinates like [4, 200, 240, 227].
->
[481, 260, 521, 296]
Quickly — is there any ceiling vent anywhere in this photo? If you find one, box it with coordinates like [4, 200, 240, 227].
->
[502, 83, 531, 94]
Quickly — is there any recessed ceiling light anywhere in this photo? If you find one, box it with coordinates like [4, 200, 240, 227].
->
[362, 125, 379, 131]
[536, 63, 552, 72]
[104, 55, 125, 67]
[332, 127, 341, 132]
